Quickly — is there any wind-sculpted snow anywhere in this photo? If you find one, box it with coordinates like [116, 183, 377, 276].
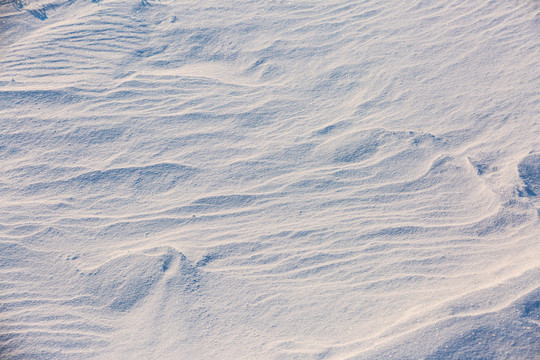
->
[0, 0, 539, 359]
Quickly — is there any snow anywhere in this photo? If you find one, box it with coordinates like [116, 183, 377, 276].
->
[0, 0, 539, 359]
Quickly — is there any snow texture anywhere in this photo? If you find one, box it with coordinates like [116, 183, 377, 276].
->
[0, 0, 539, 359]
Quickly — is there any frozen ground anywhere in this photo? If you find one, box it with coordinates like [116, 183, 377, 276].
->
[0, 0, 539, 359]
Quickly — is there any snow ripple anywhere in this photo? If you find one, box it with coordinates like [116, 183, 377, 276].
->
[1, 0, 539, 358]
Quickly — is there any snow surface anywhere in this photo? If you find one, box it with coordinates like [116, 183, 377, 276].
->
[0, 0, 539, 359]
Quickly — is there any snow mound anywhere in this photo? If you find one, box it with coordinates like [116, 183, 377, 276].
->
[80, 247, 195, 312]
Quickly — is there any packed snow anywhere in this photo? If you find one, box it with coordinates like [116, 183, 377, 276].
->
[0, 0, 539, 359]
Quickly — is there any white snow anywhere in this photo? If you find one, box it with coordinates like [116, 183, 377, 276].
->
[0, 0, 539, 359]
